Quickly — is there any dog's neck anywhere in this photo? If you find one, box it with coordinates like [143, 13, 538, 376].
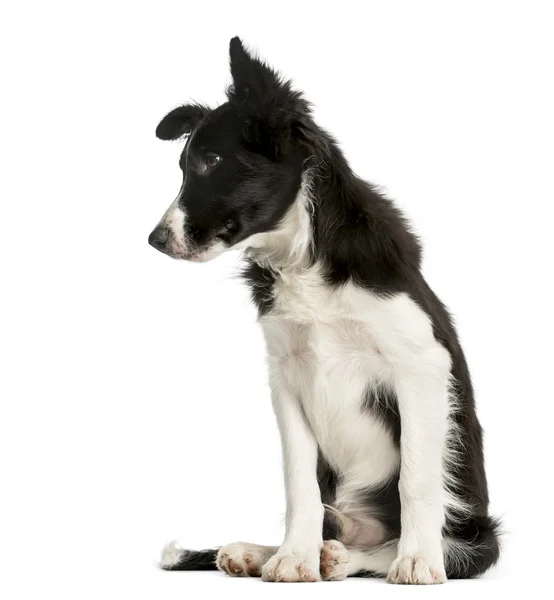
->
[244, 172, 316, 273]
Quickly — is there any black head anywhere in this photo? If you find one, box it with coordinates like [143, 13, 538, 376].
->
[149, 37, 313, 261]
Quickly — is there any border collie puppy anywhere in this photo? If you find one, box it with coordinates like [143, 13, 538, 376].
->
[150, 37, 500, 584]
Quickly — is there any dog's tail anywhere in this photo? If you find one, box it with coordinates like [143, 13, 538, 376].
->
[159, 541, 218, 571]
[443, 515, 502, 578]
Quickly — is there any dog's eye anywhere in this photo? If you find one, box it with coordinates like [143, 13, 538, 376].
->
[204, 154, 221, 170]
[224, 218, 238, 233]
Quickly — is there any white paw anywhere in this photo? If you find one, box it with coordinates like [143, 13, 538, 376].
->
[217, 542, 276, 577]
[387, 555, 446, 584]
[262, 547, 321, 582]
[159, 540, 187, 569]
[320, 540, 350, 581]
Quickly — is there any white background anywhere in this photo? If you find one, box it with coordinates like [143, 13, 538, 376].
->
[1, 1, 553, 598]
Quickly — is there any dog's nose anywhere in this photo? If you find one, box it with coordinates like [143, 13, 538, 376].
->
[148, 226, 170, 252]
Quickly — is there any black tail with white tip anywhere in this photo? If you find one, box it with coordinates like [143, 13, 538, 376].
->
[159, 541, 218, 571]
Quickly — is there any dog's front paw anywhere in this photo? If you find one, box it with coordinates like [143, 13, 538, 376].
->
[262, 547, 321, 582]
[387, 555, 446, 584]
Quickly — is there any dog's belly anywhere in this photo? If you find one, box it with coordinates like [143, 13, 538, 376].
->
[262, 314, 400, 487]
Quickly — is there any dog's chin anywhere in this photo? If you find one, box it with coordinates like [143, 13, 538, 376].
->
[186, 252, 217, 263]
[173, 240, 228, 263]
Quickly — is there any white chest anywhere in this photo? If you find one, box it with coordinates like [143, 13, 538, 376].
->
[260, 268, 401, 483]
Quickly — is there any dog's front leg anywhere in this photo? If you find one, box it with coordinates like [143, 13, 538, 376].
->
[261, 384, 323, 582]
[387, 350, 451, 584]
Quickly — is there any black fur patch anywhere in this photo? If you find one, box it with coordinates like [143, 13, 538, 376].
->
[361, 477, 402, 540]
[317, 451, 340, 541]
[362, 384, 400, 446]
[241, 259, 275, 316]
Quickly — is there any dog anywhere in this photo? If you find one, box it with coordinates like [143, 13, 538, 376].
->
[149, 37, 500, 584]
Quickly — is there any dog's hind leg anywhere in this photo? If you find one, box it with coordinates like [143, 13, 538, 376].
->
[217, 542, 278, 577]
[338, 514, 501, 580]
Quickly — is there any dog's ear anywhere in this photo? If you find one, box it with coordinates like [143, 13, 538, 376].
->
[155, 104, 211, 140]
[228, 37, 279, 105]
[228, 37, 311, 159]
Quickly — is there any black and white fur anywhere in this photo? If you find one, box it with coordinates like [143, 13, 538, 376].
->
[150, 38, 500, 583]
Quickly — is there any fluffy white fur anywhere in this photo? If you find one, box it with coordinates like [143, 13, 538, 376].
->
[159, 540, 187, 569]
